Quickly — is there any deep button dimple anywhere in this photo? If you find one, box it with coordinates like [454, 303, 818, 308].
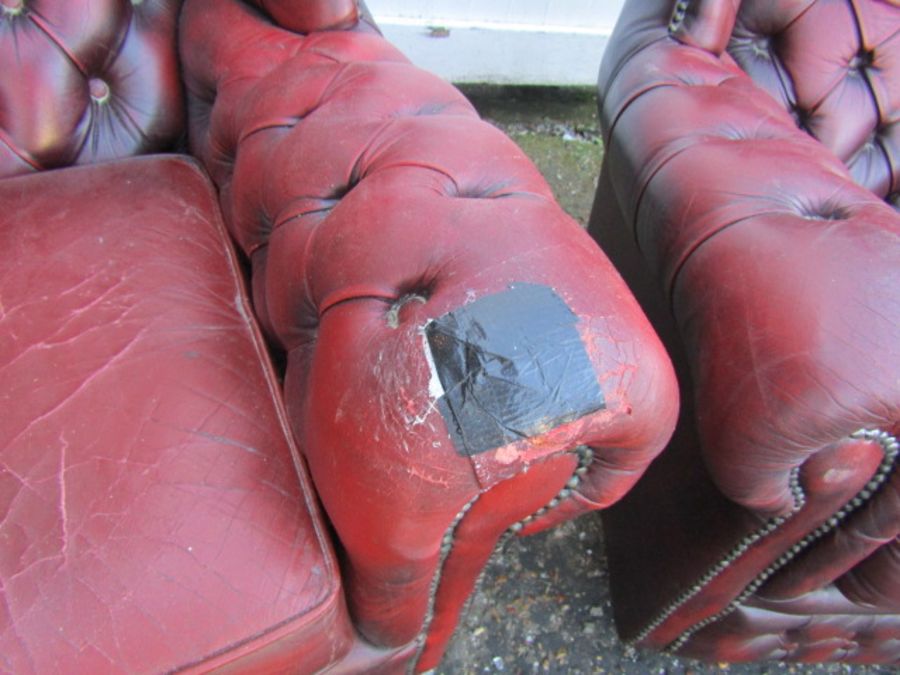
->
[864, 126, 887, 154]
[750, 35, 773, 59]
[453, 180, 516, 199]
[385, 291, 430, 329]
[795, 200, 849, 221]
[791, 105, 811, 132]
[849, 48, 875, 72]
[89, 78, 111, 104]
[716, 125, 768, 142]
[1, 0, 24, 16]
[328, 180, 355, 201]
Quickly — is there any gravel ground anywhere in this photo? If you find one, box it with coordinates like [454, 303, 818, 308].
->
[433, 86, 891, 675]
[438, 516, 886, 675]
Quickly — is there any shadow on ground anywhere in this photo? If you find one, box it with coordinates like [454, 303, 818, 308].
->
[435, 85, 888, 675]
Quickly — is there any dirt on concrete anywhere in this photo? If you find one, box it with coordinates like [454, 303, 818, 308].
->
[433, 86, 889, 675]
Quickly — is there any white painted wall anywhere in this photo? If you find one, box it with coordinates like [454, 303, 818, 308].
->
[367, 1, 626, 85]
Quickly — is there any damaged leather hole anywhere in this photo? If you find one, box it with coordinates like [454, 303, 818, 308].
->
[425, 283, 605, 457]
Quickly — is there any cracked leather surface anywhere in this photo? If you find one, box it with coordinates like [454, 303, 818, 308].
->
[0, 156, 352, 673]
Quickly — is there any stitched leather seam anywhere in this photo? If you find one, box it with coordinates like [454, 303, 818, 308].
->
[27, 11, 87, 76]
[847, 0, 895, 196]
[0, 127, 41, 171]
[628, 428, 898, 650]
[408, 445, 595, 673]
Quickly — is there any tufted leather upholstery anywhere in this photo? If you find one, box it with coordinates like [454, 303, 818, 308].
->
[726, 0, 900, 204]
[594, 0, 899, 665]
[0, 0, 184, 178]
[668, 0, 900, 204]
[179, 1, 679, 669]
[0, 0, 683, 671]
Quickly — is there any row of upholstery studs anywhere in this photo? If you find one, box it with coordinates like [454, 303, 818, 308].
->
[638, 428, 898, 652]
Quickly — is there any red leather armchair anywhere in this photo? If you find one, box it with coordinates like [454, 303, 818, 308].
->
[593, 0, 899, 665]
[0, 1, 678, 671]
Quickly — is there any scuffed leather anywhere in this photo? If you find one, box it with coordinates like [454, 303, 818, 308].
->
[0, 156, 353, 673]
[596, 0, 899, 664]
[600, 0, 900, 517]
[0, 0, 184, 178]
[180, 0, 678, 665]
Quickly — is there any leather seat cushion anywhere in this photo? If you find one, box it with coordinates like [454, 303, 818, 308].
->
[0, 155, 352, 673]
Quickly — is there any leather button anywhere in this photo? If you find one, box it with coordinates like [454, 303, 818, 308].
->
[751, 36, 772, 59]
[89, 78, 111, 104]
[1, 0, 24, 16]
[849, 49, 875, 72]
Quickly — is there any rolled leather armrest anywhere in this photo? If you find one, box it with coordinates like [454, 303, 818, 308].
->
[180, 0, 678, 670]
[598, 0, 900, 518]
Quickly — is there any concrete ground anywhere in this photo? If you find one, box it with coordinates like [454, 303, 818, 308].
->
[434, 86, 888, 675]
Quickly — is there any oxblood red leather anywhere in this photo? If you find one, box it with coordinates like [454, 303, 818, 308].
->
[594, 0, 900, 664]
[179, 0, 677, 669]
[246, 0, 359, 32]
[0, 156, 353, 673]
[1, 0, 680, 672]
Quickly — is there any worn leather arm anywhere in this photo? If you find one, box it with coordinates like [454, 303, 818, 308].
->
[599, 0, 900, 517]
[180, 0, 678, 669]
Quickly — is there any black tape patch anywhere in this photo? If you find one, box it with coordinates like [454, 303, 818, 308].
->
[425, 283, 605, 457]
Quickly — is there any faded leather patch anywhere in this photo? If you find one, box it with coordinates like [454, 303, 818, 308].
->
[425, 283, 604, 457]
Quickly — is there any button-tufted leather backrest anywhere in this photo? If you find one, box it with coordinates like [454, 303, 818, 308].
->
[0, 0, 184, 179]
[727, 0, 900, 205]
[668, 0, 900, 205]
